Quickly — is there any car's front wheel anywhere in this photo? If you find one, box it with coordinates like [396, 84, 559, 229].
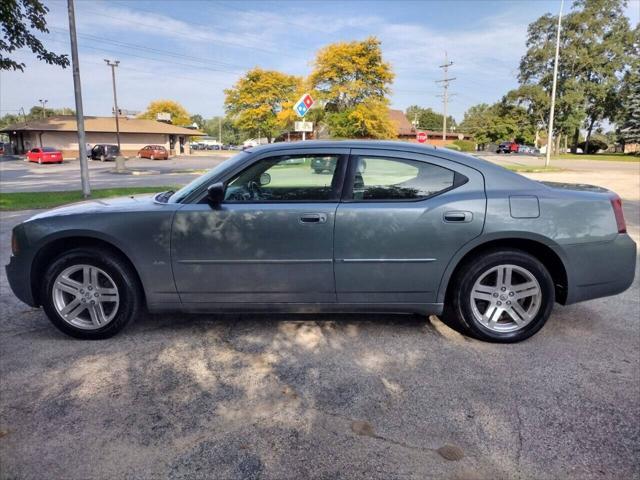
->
[41, 248, 141, 339]
[443, 249, 554, 342]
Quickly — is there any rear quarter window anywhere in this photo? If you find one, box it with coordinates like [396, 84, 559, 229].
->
[348, 156, 460, 201]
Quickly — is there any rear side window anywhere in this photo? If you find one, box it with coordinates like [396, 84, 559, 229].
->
[347, 156, 458, 201]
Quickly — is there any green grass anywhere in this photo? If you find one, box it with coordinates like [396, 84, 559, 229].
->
[504, 165, 565, 173]
[0, 186, 177, 211]
[552, 153, 639, 162]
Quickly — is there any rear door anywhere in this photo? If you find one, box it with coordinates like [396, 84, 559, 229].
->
[334, 148, 486, 304]
[171, 148, 349, 304]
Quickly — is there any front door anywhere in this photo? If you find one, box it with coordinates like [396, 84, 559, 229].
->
[171, 149, 349, 304]
[334, 149, 486, 304]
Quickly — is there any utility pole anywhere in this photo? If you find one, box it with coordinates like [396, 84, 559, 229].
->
[38, 99, 48, 119]
[67, 0, 90, 197]
[104, 59, 121, 152]
[218, 116, 222, 146]
[436, 52, 456, 141]
[545, 0, 564, 167]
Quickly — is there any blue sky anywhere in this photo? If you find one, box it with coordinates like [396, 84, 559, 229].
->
[1, 0, 638, 122]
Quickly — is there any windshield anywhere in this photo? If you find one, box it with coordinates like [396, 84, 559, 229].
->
[168, 151, 249, 203]
[42, 147, 57, 152]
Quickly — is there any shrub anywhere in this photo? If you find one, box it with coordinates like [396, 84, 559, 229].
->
[577, 139, 608, 154]
[452, 139, 476, 152]
[446, 143, 461, 151]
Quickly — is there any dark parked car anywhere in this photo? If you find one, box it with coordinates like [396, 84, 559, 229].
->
[89, 144, 120, 161]
[6, 141, 636, 342]
[311, 156, 337, 174]
[497, 142, 518, 154]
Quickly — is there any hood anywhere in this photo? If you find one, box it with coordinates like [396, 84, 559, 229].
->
[27, 193, 159, 221]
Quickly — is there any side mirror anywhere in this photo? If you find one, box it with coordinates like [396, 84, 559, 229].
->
[207, 182, 225, 206]
[259, 172, 271, 186]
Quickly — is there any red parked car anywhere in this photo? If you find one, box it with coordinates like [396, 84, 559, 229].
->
[27, 147, 63, 164]
[137, 145, 168, 160]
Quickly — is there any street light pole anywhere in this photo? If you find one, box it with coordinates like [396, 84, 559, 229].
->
[67, 0, 90, 197]
[104, 59, 121, 152]
[38, 99, 48, 119]
[545, 0, 564, 167]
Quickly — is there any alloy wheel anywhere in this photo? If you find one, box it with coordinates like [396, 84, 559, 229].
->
[469, 264, 542, 332]
[52, 264, 120, 330]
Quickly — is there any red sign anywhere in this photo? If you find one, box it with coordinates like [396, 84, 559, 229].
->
[416, 131, 427, 143]
[303, 94, 314, 108]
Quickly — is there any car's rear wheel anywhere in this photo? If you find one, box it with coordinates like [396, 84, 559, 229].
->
[443, 249, 554, 343]
[41, 248, 141, 339]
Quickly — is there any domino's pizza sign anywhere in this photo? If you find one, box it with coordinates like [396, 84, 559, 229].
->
[294, 93, 314, 117]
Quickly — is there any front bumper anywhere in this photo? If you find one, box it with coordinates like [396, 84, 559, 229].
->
[561, 234, 637, 305]
[5, 254, 37, 307]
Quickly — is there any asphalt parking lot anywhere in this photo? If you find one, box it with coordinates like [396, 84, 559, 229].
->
[0, 162, 638, 479]
[0, 153, 233, 192]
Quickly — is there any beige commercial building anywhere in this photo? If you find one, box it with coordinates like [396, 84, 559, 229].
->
[1, 116, 204, 157]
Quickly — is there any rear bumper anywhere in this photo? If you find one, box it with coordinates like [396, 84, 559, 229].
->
[561, 234, 637, 305]
[5, 254, 36, 307]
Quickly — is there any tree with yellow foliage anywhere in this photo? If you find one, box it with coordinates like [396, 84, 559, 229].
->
[327, 100, 396, 139]
[138, 100, 191, 126]
[225, 68, 301, 142]
[310, 37, 394, 110]
[309, 37, 395, 138]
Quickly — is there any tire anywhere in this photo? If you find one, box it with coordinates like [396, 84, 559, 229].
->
[442, 249, 554, 343]
[100, 155, 105, 162]
[38, 158, 42, 164]
[41, 247, 141, 339]
[150, 155, 155, 160]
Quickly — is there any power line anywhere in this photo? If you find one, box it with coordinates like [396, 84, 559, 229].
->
[50, 27, 247, 72]
[435, 52, 456, 140]
[46, 35, 243, 76]
[79, 7, 299, 60]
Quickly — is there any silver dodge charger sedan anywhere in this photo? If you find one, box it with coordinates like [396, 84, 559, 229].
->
[6, 141, 636, 342]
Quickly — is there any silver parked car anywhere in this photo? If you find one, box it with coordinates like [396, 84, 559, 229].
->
[6, 141, 636, 342]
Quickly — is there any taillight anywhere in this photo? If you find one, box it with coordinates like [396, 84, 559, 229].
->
[11, 229, 19, 255]
[611, 196, 627, 234]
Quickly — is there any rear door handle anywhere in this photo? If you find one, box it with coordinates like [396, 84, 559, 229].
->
[300, 213, 327, 224]
[443, 211, 473, 223]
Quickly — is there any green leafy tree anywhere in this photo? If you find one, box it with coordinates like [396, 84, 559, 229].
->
[1, 0, 69, 71]
[518, 0, 633, 154]
[224, 68, 301, 142]
[189, 114, 205, 129]
[405, 105, 456, 131]
[460, 101, 536, 147]
[618, 70, 640, 147]
[0, 105, 75, 129]
[204, 116, 245, 145]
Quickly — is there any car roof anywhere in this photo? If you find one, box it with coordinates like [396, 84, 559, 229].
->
[245, 140, 486, 169]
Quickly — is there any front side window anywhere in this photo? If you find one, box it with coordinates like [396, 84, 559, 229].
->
[348, 156, 456, 201]
[224, 154, 343, 203]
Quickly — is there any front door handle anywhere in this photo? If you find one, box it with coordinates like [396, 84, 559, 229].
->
[300, 213, 327, 224]
[443, 211, 473, 223]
